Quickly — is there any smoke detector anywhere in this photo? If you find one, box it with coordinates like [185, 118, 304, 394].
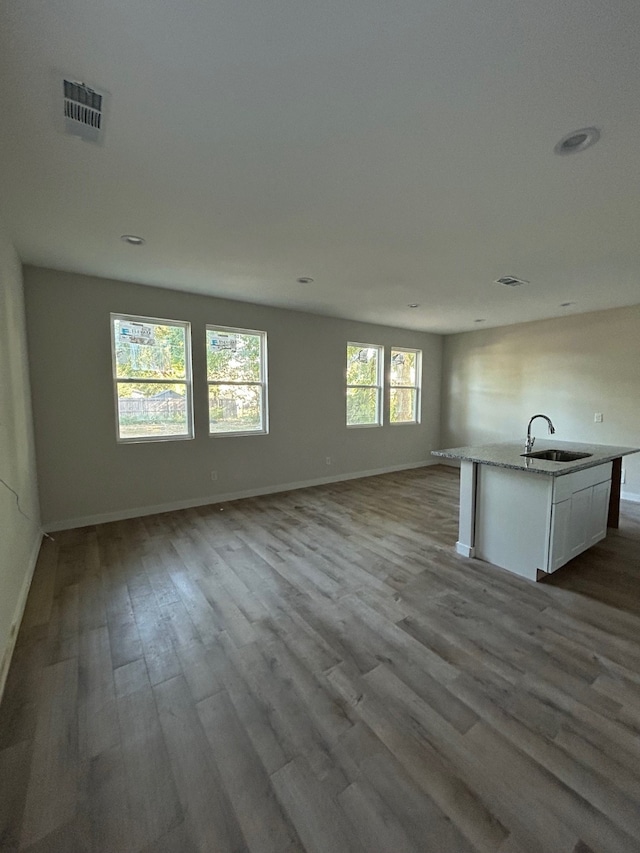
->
[495, 275, 529, 287]
[61, 78, 108, 143]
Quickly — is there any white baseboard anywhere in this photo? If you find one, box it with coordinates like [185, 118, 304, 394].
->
[44, 460, 438, 532]
[456, 541, 475, 558]
[621, 490, 640, 504]
[0, 531, 42, 704]
[441, 459, 462, 469]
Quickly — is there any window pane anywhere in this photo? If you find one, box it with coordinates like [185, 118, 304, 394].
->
[390, 350, 416, 386]
[390, 388, 417, 423]
[114, 319, 186, 380]
[207, 330, 261, 382]
[116, 382, 189, 439]
[346, 345, 379, 386]
[347, 387, 379, 425]
[209, 384, 263, 433]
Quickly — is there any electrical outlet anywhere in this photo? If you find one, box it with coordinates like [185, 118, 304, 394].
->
[211, 470, 218, 481]
[594, 412, 603, 423]
[326, 456, 332, 465]
[621, 467, 626, 484]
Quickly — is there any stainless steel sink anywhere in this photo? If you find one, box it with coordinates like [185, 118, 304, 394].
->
[521, 449, 593, 462]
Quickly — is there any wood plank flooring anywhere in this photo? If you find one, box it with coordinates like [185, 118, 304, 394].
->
[2, 465, 640, 853]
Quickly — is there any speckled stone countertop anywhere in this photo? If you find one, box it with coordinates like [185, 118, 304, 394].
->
[431, 440, 640, 477]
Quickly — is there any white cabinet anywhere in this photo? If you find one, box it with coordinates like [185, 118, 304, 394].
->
[589, 480, 611, 546]
[568, 486, 592, 559]
[548, 497, 571, 573]
[547, 464, 612, 574]
[473, 461, 612, 581]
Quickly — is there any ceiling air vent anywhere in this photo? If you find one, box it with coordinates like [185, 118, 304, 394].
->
[62, 79, 106, 143]
[495, 275, 529, 287]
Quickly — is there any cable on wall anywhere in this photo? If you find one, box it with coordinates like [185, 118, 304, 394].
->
[0, 478, 54, 541]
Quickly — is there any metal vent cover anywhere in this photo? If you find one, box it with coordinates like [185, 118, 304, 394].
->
[495, 276, 529, 287]
[62, 79, 106, 142]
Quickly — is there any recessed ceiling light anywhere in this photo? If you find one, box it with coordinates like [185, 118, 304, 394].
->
[560, 301, 575, 307]
[554, 127, 600, 156]
[297, 277, 314, 284]
[495, 275, 529, 287]
[408, 303, 419, 308]
[120, 234, 145, 246]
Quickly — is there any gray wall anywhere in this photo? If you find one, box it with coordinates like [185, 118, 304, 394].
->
[0, 228, 41, 692]
[24, 266, 442, 528]
[441, 304, 640, 499]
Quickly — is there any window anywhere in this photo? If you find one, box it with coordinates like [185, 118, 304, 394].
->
[346, 343, 383, 426]
[390, 347, 421, 424]
[206, 326, 268, 435]
[111, 314, 193, 442]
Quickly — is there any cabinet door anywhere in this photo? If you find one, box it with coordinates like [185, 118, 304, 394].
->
[568, 486, 592, 559]
[547, 473, 612, 574]
[548, 498, 572, 572]
[588, 479, 611, 546]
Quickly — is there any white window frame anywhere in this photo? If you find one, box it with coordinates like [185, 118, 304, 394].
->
[389, 346, 422, 425]
[346, 342, 384, 428]
[111, 313, 194, 443]
[206, 325, 269, 437]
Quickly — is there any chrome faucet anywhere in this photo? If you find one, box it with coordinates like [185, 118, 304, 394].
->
[525, 414, 556, 452]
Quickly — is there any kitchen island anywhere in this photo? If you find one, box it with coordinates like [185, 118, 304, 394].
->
[432, 440, 640, 581]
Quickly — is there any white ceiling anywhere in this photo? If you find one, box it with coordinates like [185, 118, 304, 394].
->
[1, 0, 639, 333]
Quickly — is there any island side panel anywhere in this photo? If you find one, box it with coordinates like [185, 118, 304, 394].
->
[456, 460, 478, 558]
[474, 465, 553, 581]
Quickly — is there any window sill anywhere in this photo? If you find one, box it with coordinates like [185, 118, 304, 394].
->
[209, 429, 269, 438]
[117, 433, 194, 444]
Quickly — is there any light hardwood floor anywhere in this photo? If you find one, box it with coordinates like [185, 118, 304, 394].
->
[1, 465, 640, 853]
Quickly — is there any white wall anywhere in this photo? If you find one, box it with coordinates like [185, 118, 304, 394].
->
[441, 305, 640, 500]
[24, 266, 442, 529]
[0, 228, 41, 696]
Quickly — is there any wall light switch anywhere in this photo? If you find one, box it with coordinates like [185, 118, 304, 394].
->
[594, 412, 603, 423]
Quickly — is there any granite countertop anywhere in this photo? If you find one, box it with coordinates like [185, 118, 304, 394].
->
[431, 440, 640, 477]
